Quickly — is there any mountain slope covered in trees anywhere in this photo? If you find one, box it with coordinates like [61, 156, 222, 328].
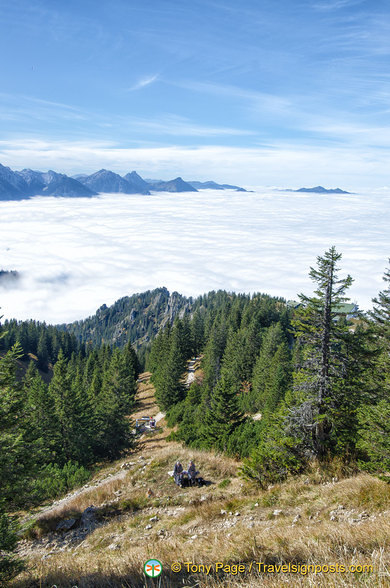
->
[1, 250, 390, 585]
[148, 249, 390, 482]
[60, 287, 193, 354]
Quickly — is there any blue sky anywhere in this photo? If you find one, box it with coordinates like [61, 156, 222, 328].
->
[1, 0, 390, 186]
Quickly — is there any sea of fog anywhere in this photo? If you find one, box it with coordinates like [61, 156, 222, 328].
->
[0, 188, 389, 324]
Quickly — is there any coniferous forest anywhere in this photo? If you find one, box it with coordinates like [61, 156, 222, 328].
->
[1, 247, 390, 582]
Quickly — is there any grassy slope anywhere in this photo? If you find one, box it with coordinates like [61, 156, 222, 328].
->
[13, 378, 390, 588]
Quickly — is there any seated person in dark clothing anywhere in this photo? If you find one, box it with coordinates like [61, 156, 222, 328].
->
[173, 460, 183, 485]
[187, 460, 198, 483]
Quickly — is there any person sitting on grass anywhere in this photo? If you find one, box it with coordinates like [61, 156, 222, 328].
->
[187, 460, 198, 484]
[174, 460, 183, 485]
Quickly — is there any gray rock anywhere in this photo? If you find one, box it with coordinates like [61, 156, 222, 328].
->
[108, 542, 121, 550]
[80, 506, 97, 531]
[273, 510, 283, 517]
[56, 518, 77, 531]
[145, 524, 153, 530]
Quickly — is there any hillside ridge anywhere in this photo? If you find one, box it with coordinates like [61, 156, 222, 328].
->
[14, 375, 390, 587]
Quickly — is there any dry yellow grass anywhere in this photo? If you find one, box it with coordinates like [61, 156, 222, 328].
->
[12, 379, 390, 588]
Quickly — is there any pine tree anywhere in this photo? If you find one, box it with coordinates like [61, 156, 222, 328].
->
[0, 510, 23, 583]
[287, 247, 355, 458]
[0, 343, 36, 582]
[357, 398, 390, 473]
[249, 323, 291, 414]
[369, 260, 390, 394]
[191, 309, 205, 355]
[201, 320, 228, 396]
[103, 347, 136, 415]
[37, 331, 50, 371]
[154, 321, 187, 411]
[49, 350, 90, 465]
[0, 344, 40, 501]
[93, 376, 133, 459]
[24, 362, 59, 462]
[203, 372, 244, 452]
[357, 261, 390, 472]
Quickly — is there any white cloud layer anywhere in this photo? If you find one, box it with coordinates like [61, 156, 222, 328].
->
[0, 189, 389, 324]
[2, 139, 390, 189]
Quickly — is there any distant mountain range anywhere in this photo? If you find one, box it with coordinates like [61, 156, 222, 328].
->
[289, 186, 350, 194]
[188, 180, 247, 191]
[0, 163, 247, 200]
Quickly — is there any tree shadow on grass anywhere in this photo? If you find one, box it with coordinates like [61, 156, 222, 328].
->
[13, 568, 198, 587]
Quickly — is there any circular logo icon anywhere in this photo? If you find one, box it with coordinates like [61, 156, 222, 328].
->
[144, 559, 163, 578]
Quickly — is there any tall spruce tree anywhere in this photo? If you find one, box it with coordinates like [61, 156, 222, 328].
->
[357, 261, 390, 471]
[0, 343, 37, 582]
[287, 247, 355, 458]
[24, 362, 59, 462]
[248, 323, 292, 414]
[49, 350, 90, 465]
[0, 344, 41, 501]
[154, 321, 188, 411]
[203, 372, 244, 452]
[369, 260, 390, 394]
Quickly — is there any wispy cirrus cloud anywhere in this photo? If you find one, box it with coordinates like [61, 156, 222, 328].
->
[127, 74, 160, 92]
[312, 0, 366, 11]
[125, 114, 255, 137]
[170, 79, 293, 116]
[0, 92, 87, 123]
[0, 90, 253, 140]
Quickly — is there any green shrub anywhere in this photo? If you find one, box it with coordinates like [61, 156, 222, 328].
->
[119, 496, 148, 512]
[33, 461, 91, 500]
[240, 437, 304, 489]
[0, 511, 24, 583]
[357, 399, 390, 473]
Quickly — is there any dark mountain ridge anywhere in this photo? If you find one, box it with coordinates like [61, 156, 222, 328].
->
[60, 287, 193, 351]
[189, 180, 247, 192]
[0, 164, 96, 200]
[292, 186, 350, 194]
[0, 162, 245, 200]
[150, 177, 196, 192]
[79, 169, 150, 195]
